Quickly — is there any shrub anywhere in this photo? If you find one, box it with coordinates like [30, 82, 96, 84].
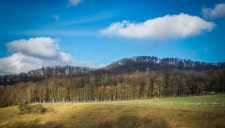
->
[30, 104, 46, 114]
[18, 101, 46, 114]
[18, 100, 30, 114]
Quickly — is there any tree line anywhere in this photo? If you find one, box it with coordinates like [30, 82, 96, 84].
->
[0, 66, 92, 85]
[0, 67, 224, 107]
[1, 56, 225, 86]
[103, 56, 225, 74]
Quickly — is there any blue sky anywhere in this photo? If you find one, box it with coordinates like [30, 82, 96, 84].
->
[0, 0, 225, 74]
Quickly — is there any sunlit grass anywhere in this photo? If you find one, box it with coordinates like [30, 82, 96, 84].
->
[124, 94, 225, 110]
[0, 95, 225, 128]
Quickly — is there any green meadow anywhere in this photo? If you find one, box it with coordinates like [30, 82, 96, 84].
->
[0, 95, 225, 128]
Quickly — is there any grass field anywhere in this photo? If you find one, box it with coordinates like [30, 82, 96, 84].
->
[0, 95, 225, 128]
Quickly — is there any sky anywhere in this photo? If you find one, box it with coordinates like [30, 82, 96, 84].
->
[0, 0, 225, 75]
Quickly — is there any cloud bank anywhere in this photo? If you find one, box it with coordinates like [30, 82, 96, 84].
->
[99, 13, 214, 40]
[0, 37, 73, 75]
[202, 3, 225, 19]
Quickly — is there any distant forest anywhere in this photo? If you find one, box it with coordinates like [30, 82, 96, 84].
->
[0, 56, 225, 107]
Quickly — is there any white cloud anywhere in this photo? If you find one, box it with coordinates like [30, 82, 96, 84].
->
[0, 37, 73, 75]
[7, 37, 60, 59]
[0, 53, 43, 75]
[69, 0, 82, 6]
[99, 13, 214, 40]
[202, 3, 225, 19]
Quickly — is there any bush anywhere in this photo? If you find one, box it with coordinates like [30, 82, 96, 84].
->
[18, 100, 30, 114]
[18, 101, 46, 114]
[30, 104, 46, 114]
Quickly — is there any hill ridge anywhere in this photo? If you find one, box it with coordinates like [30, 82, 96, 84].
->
[0, 56, 224, 85]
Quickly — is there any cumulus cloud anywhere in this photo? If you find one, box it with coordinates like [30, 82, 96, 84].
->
[0, 53, 45, 75]
[7, 37, 60, 59]
[202, 3, 225, 19]
[99, 13, 214, 40]
[0, 37, 73, 75]
[69, 0, 82, 6]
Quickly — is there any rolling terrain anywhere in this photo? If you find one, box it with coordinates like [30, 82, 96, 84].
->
[0, 95, 224, 128]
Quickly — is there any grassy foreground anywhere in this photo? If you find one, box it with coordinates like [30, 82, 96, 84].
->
[0, 95, 225, 128]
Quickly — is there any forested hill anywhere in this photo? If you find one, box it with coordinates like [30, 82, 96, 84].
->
[0, 56, 225, 85]
[0, 66, 93, 85]
[1, 56, 225, 107]
[102, 56, 225, 74]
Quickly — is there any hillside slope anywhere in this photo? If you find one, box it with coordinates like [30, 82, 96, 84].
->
[102, 56, 225, 74]
[0, 96, 225, 128]
[1, 56, 225, 85]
